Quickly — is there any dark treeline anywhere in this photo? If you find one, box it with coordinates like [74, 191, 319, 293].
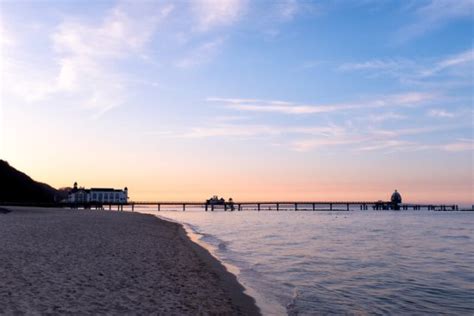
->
[0, 160, 65, 204]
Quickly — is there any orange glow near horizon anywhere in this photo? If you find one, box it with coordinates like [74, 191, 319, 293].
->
[3, 150, 472, 206]
[2, 109, 472, 205]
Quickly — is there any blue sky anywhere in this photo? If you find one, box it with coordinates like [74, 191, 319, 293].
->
[0, 0, 473, 203]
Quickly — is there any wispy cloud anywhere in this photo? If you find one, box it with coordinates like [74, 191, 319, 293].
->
[192, 0, 246, 31]
[440, 139, 474, 152]
[292, 124, 466, 152]
[180, 124, 279, 139]
[2, 3, 173, 118]
[428, 109, 456, 118]
[176, 38, 224, 68]
[368, 112, 407, 122]
[161, 123, 346, 140]
[419, 48, 474, 77]
[397, 0, 473, 42]
[290, 135, 365, 152]
[339, 48, 473, 85]
[150, 114, 470, 154]
[207, 92, 434, 115]
[275, 0, 299, 21]
[339, 58, 414, 72]
[51, 3, 172, 117]
[369, 125, 463, 138]
[357, 140, 416, 152]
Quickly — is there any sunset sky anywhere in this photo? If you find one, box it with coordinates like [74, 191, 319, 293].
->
[0, 0, 472, 204]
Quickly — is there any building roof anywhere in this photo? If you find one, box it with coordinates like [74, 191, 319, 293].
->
[69, 188, 126, 195]
[391, 190, 402, 203]
[90, 188, 125, 192]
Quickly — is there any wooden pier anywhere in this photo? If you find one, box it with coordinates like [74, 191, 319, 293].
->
[85, 201, 462, 212]
[0, 201, 467, 212]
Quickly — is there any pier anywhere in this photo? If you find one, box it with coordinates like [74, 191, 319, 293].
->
[1, 200, 466, 212]
[67, 200, 462, 212]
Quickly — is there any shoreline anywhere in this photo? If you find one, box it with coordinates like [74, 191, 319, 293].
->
[172, 217, 262, 315]
[0, 207, 260, 315]
[155, 213, 287, 315]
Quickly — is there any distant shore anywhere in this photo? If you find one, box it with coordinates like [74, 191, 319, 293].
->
[0, 207, 260, 315]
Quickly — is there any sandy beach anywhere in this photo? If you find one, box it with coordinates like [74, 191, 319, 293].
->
[0, 207, 260, 315]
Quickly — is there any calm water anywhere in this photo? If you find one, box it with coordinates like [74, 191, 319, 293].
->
[140, 209, 474, 315]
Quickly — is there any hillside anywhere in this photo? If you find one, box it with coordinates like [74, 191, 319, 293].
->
[0, 160, 60, 203]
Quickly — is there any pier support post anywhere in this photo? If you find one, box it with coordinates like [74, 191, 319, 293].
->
[238, 204, 241, 211]
[205, 204, 208, 211]
[330, 203, 333, 211]
[132, 204, 134, 212]
[257, 204, 260, 211]
[183, 204, 185, 211]
[346, 203, 349, 211]
[157, 204, 161, 211]
[312, 203, 315, 211]
[109, 205, 111, 211]
[211, 205, 214, 211]
[295, 203, 298, 211]
[224, 204, 227, 211]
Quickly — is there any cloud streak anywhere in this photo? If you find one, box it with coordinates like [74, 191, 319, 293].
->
[176, 38, 224, 68]
[428, 109, 456, 118]
[149, 116, 470, 154]
[397, 0, 473, 42]
[192, 0, 246, 31]
[207, 92, 435, 115]
[338, 48, 473, 87]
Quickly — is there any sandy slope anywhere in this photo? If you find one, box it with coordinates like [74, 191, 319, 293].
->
[0, 207, 260, 315]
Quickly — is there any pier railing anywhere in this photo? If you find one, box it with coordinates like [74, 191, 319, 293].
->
[92, 201, 462, 212]
[1, 201, 467, 212]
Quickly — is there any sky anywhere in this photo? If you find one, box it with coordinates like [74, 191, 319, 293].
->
[0, 0, 472, 204]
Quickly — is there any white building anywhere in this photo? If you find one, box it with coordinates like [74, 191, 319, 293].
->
[68, 182, 128, 204]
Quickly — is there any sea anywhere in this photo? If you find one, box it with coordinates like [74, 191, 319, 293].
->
[138, 207, 474, 315]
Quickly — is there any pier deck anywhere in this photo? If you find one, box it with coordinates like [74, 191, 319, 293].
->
[1, 201, 466, 212]
[83, 201, 462, 212]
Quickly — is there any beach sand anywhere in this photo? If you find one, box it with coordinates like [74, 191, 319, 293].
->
[0, 207, 260, 315]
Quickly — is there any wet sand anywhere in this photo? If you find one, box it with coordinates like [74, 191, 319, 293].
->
[0, 207, 260, 315]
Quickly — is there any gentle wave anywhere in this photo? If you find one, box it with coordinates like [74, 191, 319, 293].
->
[147, 210, 474, 315]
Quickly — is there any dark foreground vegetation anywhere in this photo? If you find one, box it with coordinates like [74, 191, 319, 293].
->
[0, 160, 64, 204]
